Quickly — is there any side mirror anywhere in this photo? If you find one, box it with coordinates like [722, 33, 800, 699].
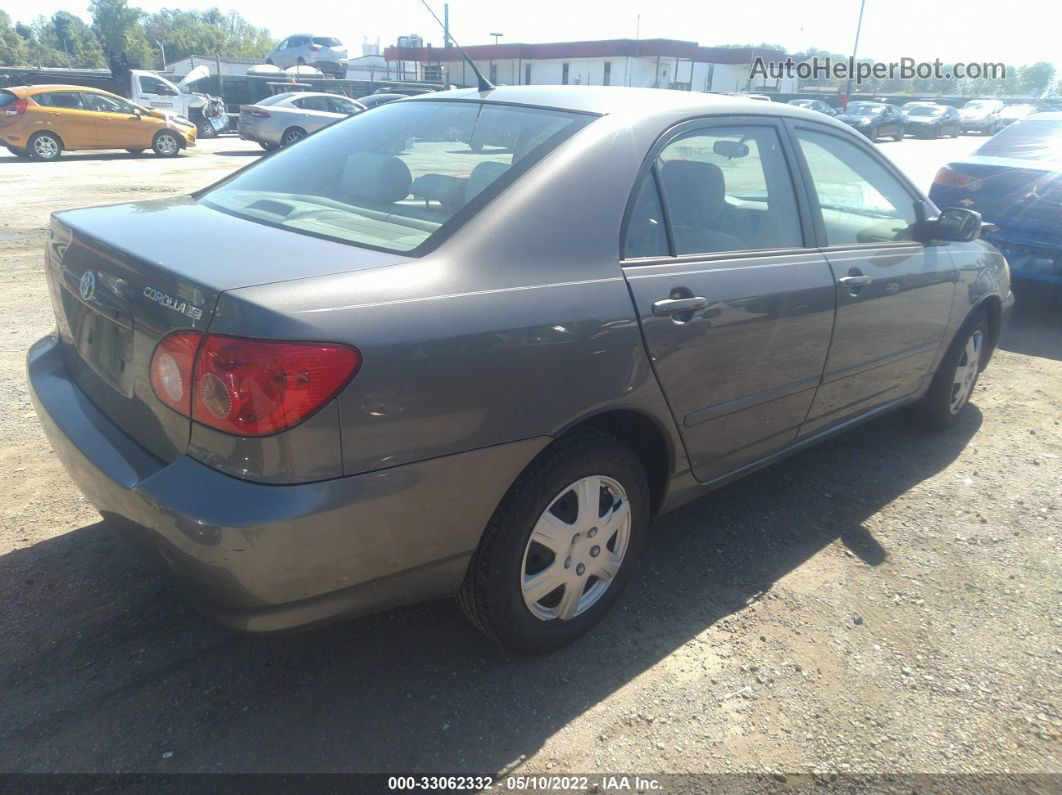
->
[929, 207, 983, 242]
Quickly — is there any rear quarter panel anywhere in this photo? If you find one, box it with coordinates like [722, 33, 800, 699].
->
[208, 110, 691, 479]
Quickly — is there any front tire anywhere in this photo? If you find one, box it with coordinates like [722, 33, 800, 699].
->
[27, 131, 62, 161]
[918, 311, 988, 430]
[458, 430, 649, 654]
[152, 130, 182, 157]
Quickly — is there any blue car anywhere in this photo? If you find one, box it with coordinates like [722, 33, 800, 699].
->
[930, 113, 1062, 284]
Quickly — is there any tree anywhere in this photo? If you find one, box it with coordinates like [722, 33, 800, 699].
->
[1018, 62, 1055, 97]
[143, 7, 275, 65]
[28, 12, 107, 68]
[89, 0, 153, 67]
[0, 11, 30, 66]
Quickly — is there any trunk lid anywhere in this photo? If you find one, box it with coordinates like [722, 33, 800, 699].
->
[47, 196, 408, 462]
[942, 157, 1062, 237]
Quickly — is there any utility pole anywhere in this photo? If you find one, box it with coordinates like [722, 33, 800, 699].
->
[843, 0, 867, 110]
[444, 4, 451, 48]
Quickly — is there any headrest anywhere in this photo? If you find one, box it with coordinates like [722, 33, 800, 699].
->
[466, 161, 510, 202]
[659, 159, 728, 226]
[341, 152, 412, 204]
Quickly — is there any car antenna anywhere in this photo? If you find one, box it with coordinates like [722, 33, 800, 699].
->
[418, 0, 494, 92]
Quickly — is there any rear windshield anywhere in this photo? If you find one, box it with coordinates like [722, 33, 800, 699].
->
[0, 91, 17, 108]
[202, 100, 595, 254]
[256, 92, 296, 106]
[976, 119, 1062, 160]
[313, 37, 342, 46]
[848, 104, 883, 115]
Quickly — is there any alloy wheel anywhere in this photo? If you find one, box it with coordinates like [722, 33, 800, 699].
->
[156, 134, 179, 155]
[949, 329, 983, 414]
[33, 135, 59, 159]
[520, 475, 631, 622]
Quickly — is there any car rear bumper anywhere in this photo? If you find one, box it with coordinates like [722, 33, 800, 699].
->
[987, 232, 1062, 285]
[310, 59, 348, 76]
[29, 333, 546, 632]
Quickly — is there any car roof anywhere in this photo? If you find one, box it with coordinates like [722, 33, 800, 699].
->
[406, 85, 823, 122]
[7, 84, 121, 99]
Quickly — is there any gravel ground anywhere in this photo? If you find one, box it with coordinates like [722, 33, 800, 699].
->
[0, 136, 1059, 778]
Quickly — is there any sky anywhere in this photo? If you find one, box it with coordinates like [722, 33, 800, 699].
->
[3, 0, 1059, 74]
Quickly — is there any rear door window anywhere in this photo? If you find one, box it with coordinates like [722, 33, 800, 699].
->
[654, 125, 803, 255]
[0, 91, 18, 109]
[293, 96, 333, 112]
[36, 92, 86, 109]
[313, 37, 342, 46]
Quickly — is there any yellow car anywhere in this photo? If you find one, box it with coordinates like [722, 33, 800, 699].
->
[1, 84, 196, 161]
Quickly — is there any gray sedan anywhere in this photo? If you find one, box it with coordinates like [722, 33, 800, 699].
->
[30, 87, 1013, 653]
[237, 91, 365, 149]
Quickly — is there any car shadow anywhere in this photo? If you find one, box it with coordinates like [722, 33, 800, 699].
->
[0, 151, 152, 164]
[0, 407, 981, 772]
[212, 150, 266, 157]
[999, 282, 1062, 362]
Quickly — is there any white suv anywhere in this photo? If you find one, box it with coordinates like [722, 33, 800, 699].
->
[266, 35, 349, 78]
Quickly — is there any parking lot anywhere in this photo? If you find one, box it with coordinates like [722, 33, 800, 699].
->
[0, 134, 1059, 775]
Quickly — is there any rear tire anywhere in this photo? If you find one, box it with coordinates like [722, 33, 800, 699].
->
[458, 430, 649, 654]
[27, 131, 62, 161]
[918, 311, 989, 430]
[258, 141, 277, 151]
[280, 127, 306, 147]
[894, 127, 904, 142]
[196, 120, 217, 139]
[152, 130, 182, 158]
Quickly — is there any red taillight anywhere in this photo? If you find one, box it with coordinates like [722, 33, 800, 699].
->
[4, 98, 28, 116]
[150, 333, 361, 436]
[933, 165, 958, 187]
[248, 108, 271, 119]
[933, 165, 980, 190]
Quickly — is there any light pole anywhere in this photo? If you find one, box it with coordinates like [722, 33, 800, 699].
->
[490, 32, 503, 45]
[843, 0, 867, 110]
[155, 39, 167, 72]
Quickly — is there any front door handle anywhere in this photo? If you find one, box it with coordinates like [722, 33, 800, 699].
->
[652, 296, 709, 316]
[837, 274, 872, 287]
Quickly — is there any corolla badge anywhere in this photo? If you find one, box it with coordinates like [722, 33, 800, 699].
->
[78, 270, 96, 301]
[143, 286, 204, 321]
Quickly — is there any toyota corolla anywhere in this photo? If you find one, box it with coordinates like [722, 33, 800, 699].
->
[29, 86, 1013, 653]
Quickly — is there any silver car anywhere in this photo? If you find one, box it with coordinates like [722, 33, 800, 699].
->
[266, 34, 349, 78]
[29, 87, 1013, 653]
[237, 91, 365, 149]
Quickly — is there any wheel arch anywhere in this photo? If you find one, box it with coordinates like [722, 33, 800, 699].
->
[30, 129, 65, 150]
[552, 407, 676, 515]
[973, 293, 1004, 366]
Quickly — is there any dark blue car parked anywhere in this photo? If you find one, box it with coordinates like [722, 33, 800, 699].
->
[930, 113, 1062, 284]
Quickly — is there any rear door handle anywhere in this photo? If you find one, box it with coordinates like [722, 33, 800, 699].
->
[651, 296, 708, 316]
